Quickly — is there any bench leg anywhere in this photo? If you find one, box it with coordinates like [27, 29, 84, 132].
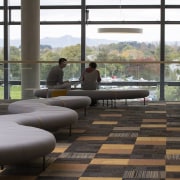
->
[125, 99, 127, 105]
[42, 156, 46, 170]
[69, 124, 72, 136]
[114, 99, 116, 108]
[84, 107, 86, 116]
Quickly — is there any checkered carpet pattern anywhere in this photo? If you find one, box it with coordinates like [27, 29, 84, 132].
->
[1, 101, 180, 180]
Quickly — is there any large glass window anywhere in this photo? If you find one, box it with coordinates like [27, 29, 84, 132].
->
[1, 1, 180, 101]
[86, 24, 160, 100]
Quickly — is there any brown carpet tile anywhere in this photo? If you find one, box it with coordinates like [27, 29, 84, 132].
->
[0, 100, 180, 179]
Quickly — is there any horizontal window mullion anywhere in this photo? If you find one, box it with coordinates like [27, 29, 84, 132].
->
[87, 21, 161, 25]
[87, 5, 161, 9]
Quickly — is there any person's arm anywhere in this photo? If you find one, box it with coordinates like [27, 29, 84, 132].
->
[97, 70, 101, 82]
[80, 71, 85, 82]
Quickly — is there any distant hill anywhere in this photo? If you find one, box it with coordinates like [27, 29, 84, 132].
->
[0, 35, 119, 48]
[1, 35, 179, 48]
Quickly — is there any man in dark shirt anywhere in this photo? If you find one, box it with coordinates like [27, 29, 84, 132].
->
[46, 58, 71, 89]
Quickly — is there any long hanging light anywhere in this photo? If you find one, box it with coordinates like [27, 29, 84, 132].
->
[98, 28, 143, 33]
[97, 0, 143, 34]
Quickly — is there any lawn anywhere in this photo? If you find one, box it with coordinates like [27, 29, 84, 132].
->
[0, 85, 21, 99]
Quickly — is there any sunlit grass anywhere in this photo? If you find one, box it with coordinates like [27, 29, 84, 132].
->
[0, 85, 21, 99]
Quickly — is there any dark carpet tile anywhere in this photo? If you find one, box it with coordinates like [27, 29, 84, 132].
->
[82, 165, 126, 177]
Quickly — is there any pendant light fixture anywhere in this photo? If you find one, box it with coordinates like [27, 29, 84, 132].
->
[98, 28, 142, 33]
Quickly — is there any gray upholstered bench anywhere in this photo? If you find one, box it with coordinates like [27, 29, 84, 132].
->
[0, 96, 91, 169]
[34, 88, 149, 105]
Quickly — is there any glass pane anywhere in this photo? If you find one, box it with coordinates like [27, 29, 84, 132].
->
[0, 87, 3, 99]
[0, 25, 3, 40]
[0, 10, 3, 21]
[88, 9, 160, 21]
[0, 10, 4, 22]
[165, 86, 180, 101]
[40, 0, 81, 5]
[86, 24, 160, 44]
[9, 26, 21, 99]
[166, 9, 180, 21]
[40, 25, 81, 82]
[11, 10, 21, 21]
[166, 25, 180, 42]
[10, 85, 21, 99]
[165, 25, 180, 82]
[40, 25, 81, 43]
[9, 0, 20, 6]
[9, 25, 21, 47]
[165, 63, 180, 82]
[165, 0, 180, 5]
[87, 0, 160, 5]
[40, 9, 81, 21]
[86, 25, 160, 83]
[0, 25, 4, 99]
[40, 62, 81, 88]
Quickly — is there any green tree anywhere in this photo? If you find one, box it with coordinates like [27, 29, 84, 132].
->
[9, 46, 21, 80]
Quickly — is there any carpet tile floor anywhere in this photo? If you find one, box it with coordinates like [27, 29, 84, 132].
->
[0, 101, 180, 179]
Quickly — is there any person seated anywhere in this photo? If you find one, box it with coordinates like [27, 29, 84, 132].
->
[80, 62, 101, 105]
[46, 58, 71, 89]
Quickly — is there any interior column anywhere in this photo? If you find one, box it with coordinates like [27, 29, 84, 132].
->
[21, 0, 40, 99]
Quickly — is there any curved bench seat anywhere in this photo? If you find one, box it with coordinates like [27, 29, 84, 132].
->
[40, 96, 91, 110]
[0, 120, 55, 165]
[0, 97, 80, 167]
[33, 88, 149, 105]
[8, 99, 79, 132]
[66, 89, 149, 100]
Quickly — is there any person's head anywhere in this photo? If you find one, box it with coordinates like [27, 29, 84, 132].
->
[58, 58, 67, 68]
[89, 62, 97, 69]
